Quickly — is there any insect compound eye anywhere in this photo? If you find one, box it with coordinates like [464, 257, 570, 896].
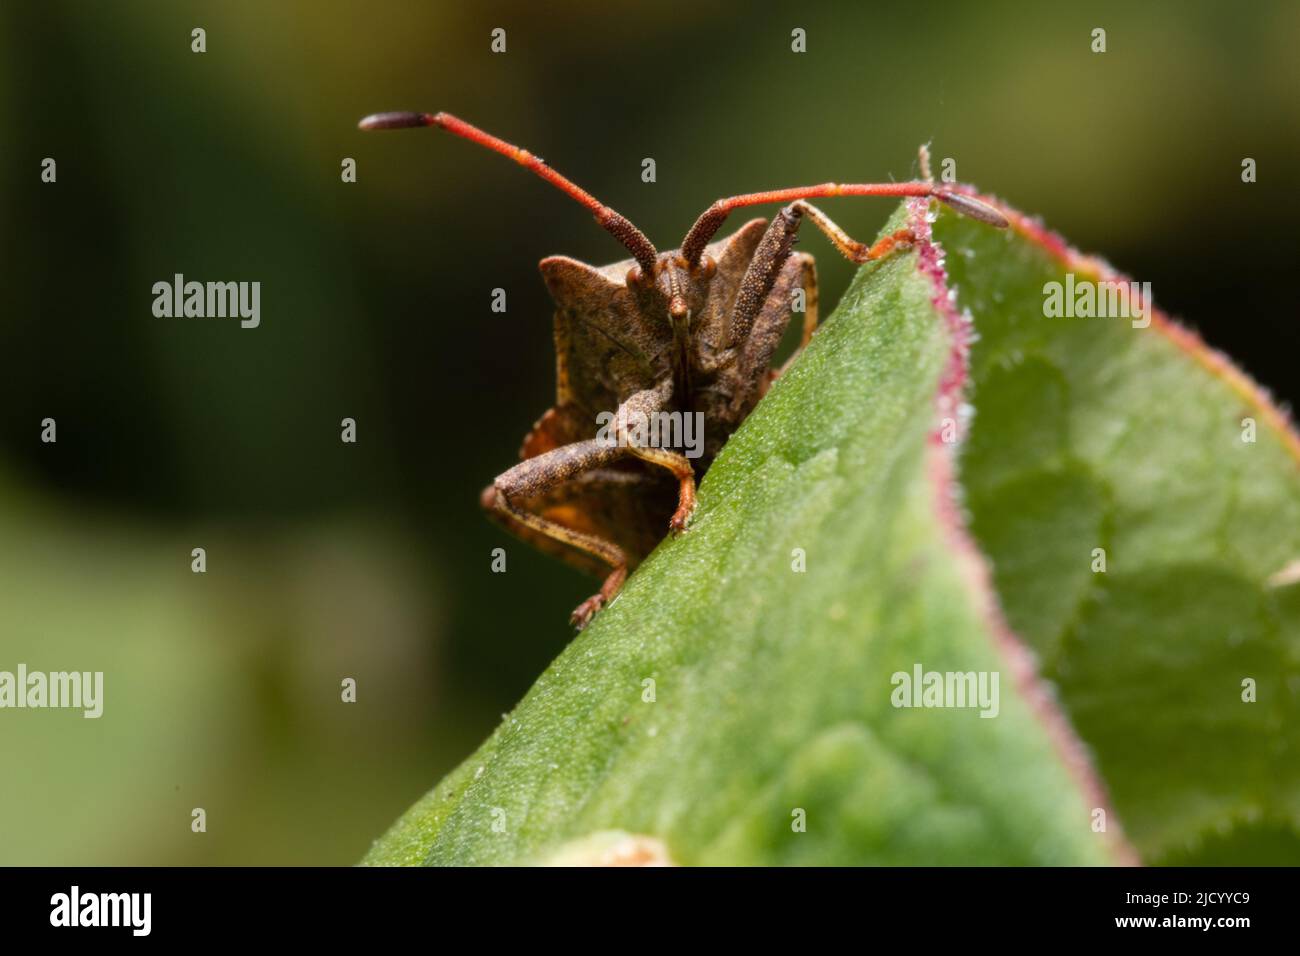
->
[625, 265, 643, 286]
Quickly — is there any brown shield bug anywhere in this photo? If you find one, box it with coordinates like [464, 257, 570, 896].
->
[360, 111, 1007, 628]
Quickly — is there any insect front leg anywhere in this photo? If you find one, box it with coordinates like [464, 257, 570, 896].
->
[678, 179, 1005, 268]
[728, 202, 912, 349]
[483, 439, 631, 629]
[787, 200, 916, 264]
[614, 385, 698, 533]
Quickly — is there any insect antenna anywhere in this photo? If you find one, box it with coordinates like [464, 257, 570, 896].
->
[359, 111, 660, 274]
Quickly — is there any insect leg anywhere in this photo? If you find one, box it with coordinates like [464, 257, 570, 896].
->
[680, 180, 1006, 267]
[623, 444, 695, 532]
[734, 252, 814, 401]
[791, 253, 819, 354]
[787, 200, 916, 264]
[730, 199, 919, 349]
[482, 439, 630, 629]
[613, 386, 697, 533]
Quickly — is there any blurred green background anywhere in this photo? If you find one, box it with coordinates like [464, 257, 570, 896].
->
[1, 1, 1297, 864]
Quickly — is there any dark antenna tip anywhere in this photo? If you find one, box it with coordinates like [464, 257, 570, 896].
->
[934, 189, 1010, 229]
[358, 111, 437, 131]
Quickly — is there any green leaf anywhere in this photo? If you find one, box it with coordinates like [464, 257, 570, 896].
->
[362, 200, 1128, 866]
[940, 202, 1300, 865]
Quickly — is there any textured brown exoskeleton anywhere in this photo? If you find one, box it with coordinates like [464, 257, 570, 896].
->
[360, 111, 1008, 628]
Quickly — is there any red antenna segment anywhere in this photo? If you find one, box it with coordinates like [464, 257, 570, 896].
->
[359, 111, 660, 273]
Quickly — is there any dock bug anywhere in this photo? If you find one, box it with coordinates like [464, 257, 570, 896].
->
[360, 111, 1006, 628]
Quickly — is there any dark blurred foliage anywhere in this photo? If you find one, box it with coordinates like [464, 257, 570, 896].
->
[1, 0, 1296, 863]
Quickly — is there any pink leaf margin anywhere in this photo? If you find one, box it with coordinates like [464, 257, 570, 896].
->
[906, 195, 1143, 866]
